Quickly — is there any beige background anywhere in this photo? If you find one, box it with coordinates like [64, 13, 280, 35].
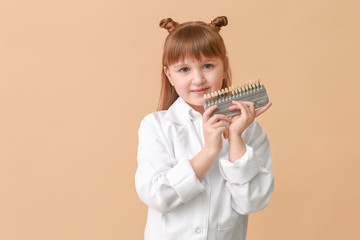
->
[1, 0, 360, 239]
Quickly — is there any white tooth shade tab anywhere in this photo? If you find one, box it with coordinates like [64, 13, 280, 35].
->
[203, 79, 270, 117]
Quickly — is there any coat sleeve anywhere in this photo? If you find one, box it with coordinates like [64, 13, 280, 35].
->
[135, 114, 205, 214]
[218, 121, 274, 215]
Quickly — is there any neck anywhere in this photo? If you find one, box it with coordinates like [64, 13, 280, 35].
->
[189, 104, 205, 114]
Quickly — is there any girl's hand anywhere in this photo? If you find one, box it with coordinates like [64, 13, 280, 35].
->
[228, 101, 272, 137]
[202, 105, 231, 156]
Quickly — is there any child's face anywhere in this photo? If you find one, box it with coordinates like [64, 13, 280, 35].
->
[164, 56, 225, 113]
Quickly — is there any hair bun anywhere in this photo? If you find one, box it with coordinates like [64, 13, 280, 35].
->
[159, 18, 179, 33]
[209, 16, 228, 32]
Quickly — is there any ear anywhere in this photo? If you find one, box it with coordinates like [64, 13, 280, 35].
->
[164, 66, 174, 86]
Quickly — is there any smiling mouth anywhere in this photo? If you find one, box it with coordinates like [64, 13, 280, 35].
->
[191, 88, 209, 93]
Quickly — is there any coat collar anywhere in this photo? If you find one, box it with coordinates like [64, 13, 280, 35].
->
[164, 97, 202, 125]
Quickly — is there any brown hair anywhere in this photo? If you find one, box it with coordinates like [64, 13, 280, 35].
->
[157, 16, 232, 110]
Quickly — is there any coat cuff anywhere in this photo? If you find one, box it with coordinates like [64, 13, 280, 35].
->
[166, 160, 205, 202]
[219, 144, 261, 185]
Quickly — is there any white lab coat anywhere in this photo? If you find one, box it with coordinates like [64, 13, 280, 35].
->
[135, 97, 274, 240]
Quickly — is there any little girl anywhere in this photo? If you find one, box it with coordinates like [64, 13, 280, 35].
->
[135, 16, 274, 240]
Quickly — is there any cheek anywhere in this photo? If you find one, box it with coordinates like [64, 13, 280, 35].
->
[210, 72, 224, 87]
[173, 79, 189, 93]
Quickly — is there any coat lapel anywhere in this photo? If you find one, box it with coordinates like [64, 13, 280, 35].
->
[165, 98, 203, 159]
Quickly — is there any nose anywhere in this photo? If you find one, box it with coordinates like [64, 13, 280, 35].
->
[192, 70, 205, 85]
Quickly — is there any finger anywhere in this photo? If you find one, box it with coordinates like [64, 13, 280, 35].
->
[228, 105, 240, 111]
[231, 101, 250, 116]
[255, 102, 272, 117]
[213, 121, 227, 128]
[228, 105, 242, 117]
[229, 102, 247, 112]
[203, 105, 217, 123]
[216, 126, 228, 136]
[207, 114, 231, 125]
[239, 101, 255, 116]
[223, 126, 229, 139]
[238, 101, 255, 109]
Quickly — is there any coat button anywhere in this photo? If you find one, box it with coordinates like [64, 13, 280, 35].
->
[195, 227, 202, 233]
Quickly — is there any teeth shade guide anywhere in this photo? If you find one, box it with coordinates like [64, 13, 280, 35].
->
[203, 79, 270, 117]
